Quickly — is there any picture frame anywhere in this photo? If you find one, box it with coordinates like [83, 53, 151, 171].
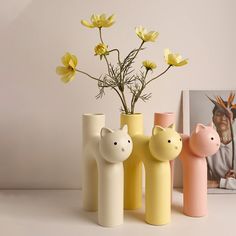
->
[182, 90, 236, 194]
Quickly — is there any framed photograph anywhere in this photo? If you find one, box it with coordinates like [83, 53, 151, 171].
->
[183, 90, 236, 193]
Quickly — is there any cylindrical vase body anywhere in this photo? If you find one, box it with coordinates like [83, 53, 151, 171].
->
[98, 162, 124, 227]
[145, 161, 171, 225]
[180, 138, 208, 217]
[82, 113, 105, 211]
[120, 113, 143, 210]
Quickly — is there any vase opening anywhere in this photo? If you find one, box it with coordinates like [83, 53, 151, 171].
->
[83, 113, 105, 116]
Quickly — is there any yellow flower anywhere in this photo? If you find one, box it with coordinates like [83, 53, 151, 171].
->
[94, 43, 109, 57]
[164, 49, 188, 67]
[142, 60, 157, 71]
[135, 26, 158, 42]
[56, 52, 78, 83]
[81, 14, 115, 28]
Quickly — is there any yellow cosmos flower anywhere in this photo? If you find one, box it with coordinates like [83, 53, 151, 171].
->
[142, 60, 157, 71]
[81, 14, 115, 28]
[135, 26, 158, 42]
[164, 49, 188, 67]
[56, 52, 78, 83]
[94, 43, 109, 57]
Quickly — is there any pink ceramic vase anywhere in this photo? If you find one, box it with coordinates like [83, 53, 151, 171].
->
[179, 123, 220, 217]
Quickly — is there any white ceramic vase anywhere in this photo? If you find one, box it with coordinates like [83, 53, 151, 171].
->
[82, 113, 105, 211]
[82, 113, 132, 227]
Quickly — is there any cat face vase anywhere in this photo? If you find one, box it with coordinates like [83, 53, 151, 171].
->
[131, 124, 182, 225]
[99, 125, 133, 163]
[83, 119, 132, 227]
[180, 123, 220, 217]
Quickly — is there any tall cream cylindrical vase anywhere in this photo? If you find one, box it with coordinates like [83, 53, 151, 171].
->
[120, 113, 143, 210]
[83, 113, 132, 227]
[82, 113, 105, 211]
[96, 125, 132, 226]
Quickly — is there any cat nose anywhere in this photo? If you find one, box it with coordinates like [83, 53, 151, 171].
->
[121, 148, 125, 152]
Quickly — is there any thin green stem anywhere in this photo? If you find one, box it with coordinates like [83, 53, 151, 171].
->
[119, 41, 145, 114]
[99, 28, 121, 65]
[76, 68, 127, 113]
[83, 27, 128, 113]
[99, 28, 104, 44]
[76, 28, 129, 114]
[108, 48, 121, 65]
[130, 70, 148, 114]
[75, 69, 102, 82]
[98, 29, 145, 114]
[99, 28, 128, 113]
[103, 55, 128, 113]
[121, 91, 129, 113]
[145, 65, 172, 86]
[112, 87, 128, 113]
[104, 55, 111, 74]
[133, 41, 145, 59]
[124, 41, 144, 72]
[131, 65, 172, 114]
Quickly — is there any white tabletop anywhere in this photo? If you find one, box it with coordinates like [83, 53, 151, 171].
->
[0, 189, 235, 236]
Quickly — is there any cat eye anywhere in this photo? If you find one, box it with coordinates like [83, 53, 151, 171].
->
[114, 142, 117, 145]
[168, 140, 171, 143]
[211, 137, 214, 140]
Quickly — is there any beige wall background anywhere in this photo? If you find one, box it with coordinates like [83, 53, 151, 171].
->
[0, 0, 235, 189]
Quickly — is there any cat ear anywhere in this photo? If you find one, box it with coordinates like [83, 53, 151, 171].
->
[100, 127, 113, 138]
[152, 125, 165, 135]
[195, 123, 206, 133]
[168, 123, 175, 130]
[121, 124, 128, 133]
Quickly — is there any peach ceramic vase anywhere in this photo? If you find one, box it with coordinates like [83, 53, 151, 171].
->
[179, 123, 220, 217]
[83, 113, 133, 227]
[120, 113, 143, 210]
[154, 112, 175, 191]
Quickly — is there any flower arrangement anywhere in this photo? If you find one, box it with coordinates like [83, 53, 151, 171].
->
[56, 14, 188, 114]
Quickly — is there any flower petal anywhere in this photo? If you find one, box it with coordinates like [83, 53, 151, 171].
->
[100, 14, 106, 20]
[81, 20, 95, 28]
[56, 66, 69, 75]
[71, 55, 78, 67]
[164, 48, 171, 61]
[61, 52, 72, 66]
[167, 54, 177, 65]
[135, 26, 158, 42]
[104, 14, 115, 27]
[107, 14, 115, 23]
[176, 59, 188, 67]
[142, 60, 157, 70]
[68, 59, 75, 69]
[61, 72, 75, 83]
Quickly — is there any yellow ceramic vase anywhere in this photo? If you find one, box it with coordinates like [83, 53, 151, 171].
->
[120, 113, 143, 210]
[132, 125, 182, 225]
